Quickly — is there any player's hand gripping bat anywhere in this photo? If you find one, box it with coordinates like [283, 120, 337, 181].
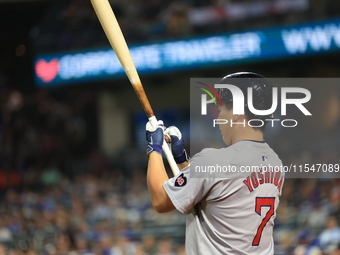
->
[90, 0, 180, 175]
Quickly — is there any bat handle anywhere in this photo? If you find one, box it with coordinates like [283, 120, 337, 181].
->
[149, 116, 180, 176]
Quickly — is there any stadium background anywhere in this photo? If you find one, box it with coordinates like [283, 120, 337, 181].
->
[0, 0, 340, 254]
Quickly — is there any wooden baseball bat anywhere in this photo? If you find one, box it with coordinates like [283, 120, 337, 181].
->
[90, 0, 180, 175]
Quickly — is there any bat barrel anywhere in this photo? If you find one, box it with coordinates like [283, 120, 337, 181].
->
[91, 0, 154, 118]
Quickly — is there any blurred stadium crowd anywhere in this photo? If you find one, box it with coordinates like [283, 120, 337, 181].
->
[0, 0, 340, 254]
[34, 0, 340, 53]
[0, 87, 186, 255]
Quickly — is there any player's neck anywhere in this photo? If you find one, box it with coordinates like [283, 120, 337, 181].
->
[230, 127, 264, 145]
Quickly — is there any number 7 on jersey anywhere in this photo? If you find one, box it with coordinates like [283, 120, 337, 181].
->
[252, 197, 275, 246]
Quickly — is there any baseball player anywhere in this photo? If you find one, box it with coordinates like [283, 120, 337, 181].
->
[145, 72, 285, 255]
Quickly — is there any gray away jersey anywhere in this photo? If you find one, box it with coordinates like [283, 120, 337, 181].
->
[163, 140, 284, 255]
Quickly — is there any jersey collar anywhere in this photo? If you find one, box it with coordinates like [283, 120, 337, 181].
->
[238, 139, 266, 144]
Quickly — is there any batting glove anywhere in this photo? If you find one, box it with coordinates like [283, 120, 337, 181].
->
[164, 126, 190, 164]
[146, 120, 164, 157]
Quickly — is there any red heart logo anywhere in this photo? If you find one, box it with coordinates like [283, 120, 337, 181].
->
[35, 59, 59, 83]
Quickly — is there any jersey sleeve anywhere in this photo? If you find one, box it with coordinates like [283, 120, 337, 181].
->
[163, 149, 216, 214]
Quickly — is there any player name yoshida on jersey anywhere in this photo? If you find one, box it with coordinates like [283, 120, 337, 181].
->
[163, 140, 284, 255]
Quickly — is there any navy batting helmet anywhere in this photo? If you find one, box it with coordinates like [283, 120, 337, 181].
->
[218, 72, 274, 119]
